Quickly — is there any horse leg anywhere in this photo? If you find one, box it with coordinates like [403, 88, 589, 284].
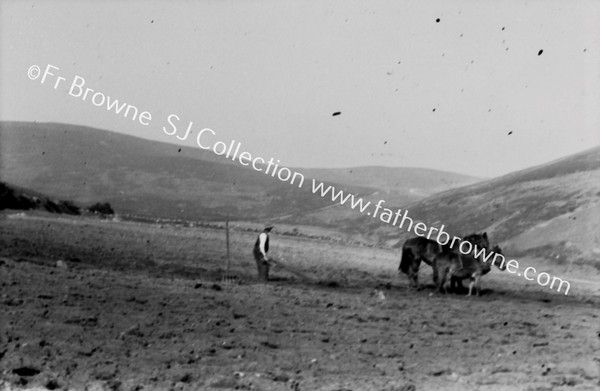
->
[400, 249, 419, 289]
[468, 274, 481, 296]
[432, 262, 439, 285]
[474, 275, 481, 296]
[437, 266, 448, 294]
[408, 258, 421, 290]
[449, 276, 458, 293]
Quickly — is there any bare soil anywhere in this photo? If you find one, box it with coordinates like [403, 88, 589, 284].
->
[1, 211, 599, 391]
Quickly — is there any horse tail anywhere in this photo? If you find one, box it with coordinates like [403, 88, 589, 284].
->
[399, 246, 413, 274]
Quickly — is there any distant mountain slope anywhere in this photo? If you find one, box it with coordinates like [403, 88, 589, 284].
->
[0, 121, 360, 220]
[0, 121, 479, 223]
[349, 146, 600, 266]
[282, 167, 480, 232]
[300, 166, 480, 202]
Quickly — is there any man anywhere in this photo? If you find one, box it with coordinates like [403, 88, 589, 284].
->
[253, 226, 273, 281]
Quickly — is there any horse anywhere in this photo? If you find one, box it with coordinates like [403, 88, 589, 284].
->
[435, 244, 506, 296]
[398, 232, 489, 289]
[398, 237, 442, 289]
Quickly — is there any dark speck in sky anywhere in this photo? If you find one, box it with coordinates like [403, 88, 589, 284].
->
[436, 18, 440, 23]
[502, 26, 505, 31]
[538, 49, 543, 56]
[332, 111, 341, 116]
[432, 108, 436, 112]
[384, 141, 387, 145]
[508, 131, 513, 135]
[178, 148, 181, 152]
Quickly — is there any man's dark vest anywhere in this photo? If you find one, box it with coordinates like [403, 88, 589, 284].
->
[254, 233, 269, 253]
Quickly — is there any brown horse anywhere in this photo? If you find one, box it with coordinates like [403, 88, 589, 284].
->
[450, 244, 505, 286]
[398, 232, 489, 289]
[435, 244, 506, 296]
[398, 237, 442, 289]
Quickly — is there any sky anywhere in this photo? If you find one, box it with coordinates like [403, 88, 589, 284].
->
[1, 0, 599, 178]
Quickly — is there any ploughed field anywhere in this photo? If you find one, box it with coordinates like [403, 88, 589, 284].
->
[1, 211, 599, 391]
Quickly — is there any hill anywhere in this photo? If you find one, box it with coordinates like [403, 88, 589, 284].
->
[345, 146, 600, 267]
[0, 121, 478, 223]
[0, 121, 346, 220]
[300, 166, 480, 204]
[276, 166, 480, 235]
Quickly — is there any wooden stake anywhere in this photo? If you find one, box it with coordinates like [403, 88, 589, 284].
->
[226, 216, 231, 273]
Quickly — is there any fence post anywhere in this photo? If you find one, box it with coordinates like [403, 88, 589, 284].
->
[226, 216, 230, 274]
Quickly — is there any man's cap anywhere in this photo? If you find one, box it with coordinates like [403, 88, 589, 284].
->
[264, 226, 274, 231]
